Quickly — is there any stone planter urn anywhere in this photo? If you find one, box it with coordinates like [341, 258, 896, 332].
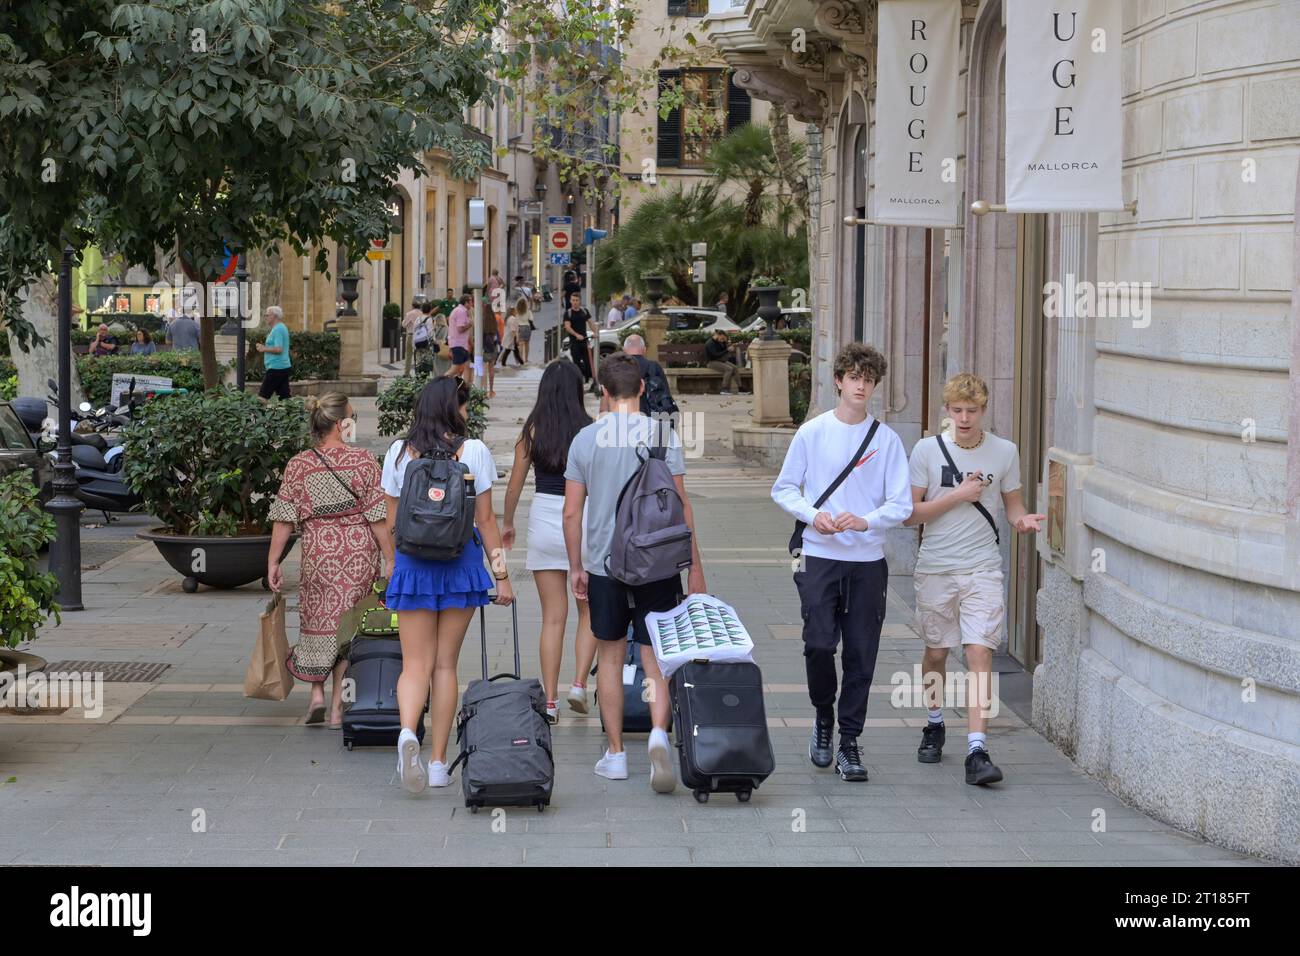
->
[747, 283, 793, 426]
[751, 284, 788, 341]
[641, 274, 669, 362]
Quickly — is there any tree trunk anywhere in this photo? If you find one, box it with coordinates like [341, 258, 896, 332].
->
[8, 277, 86, 407]
[769, 103, 809, 223]
[246, 245, 282, 314]
[176, 239, 220, 389]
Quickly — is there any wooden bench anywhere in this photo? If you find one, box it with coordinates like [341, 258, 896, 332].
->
[664, 366, 753, 394]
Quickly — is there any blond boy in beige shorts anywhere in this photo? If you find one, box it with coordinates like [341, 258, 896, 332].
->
[904, 373, 1044, 785]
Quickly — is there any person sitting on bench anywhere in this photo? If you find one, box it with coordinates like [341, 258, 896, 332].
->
[704, 329, 741, 395]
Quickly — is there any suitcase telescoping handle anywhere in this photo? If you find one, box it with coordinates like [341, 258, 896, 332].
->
[478, 596, 521, 683]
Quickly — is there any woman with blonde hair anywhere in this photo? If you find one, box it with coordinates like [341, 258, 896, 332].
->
[267, 393, 395, 727]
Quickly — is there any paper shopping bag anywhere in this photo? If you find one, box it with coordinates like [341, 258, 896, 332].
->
[244, 592, 295, 700]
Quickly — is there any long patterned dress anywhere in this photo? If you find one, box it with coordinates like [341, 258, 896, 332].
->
[268, 445, 388, 681]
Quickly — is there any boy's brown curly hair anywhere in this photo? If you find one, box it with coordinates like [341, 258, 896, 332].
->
[833, 342, 888, 388]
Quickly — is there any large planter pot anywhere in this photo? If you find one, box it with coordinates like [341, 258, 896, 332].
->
[137, 529, 298, 593]
[750, 285, 789, 340]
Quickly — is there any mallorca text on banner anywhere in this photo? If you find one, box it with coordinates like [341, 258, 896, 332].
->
[1005, 0, 1124, 213]
[873, 0, 961, 227]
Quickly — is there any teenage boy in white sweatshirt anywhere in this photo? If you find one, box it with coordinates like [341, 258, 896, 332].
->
[772, 343, 913, 782]
[904, 373, 1044, 785]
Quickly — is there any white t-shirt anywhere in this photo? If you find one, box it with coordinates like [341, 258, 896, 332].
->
[606, 306, 623, 329]
[909, 431, 1021, 574]
[381, 438, 497, 499]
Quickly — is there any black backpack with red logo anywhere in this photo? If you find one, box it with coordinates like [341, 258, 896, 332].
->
[394, 439, 476, 561]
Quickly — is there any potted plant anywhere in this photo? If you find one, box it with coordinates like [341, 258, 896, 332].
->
[124, 388, 311, 592]
[0, 471, 59, 678]
[749, 274, 789, 340]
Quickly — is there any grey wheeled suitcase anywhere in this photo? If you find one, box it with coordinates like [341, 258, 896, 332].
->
[670, 659, 775, 803]
[451, 600, 554, 812]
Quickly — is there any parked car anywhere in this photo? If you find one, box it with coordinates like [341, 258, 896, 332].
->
[0, 399, 52, 502]
[741, 307, 812, 334]
[565, 307, 745, 358]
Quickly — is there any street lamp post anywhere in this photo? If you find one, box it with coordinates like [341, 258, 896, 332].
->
[45, 245, 84, 611]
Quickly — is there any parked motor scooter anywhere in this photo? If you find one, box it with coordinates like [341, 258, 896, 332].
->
[15, 395, 140, 519]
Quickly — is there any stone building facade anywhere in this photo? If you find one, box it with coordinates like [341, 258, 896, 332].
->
[706, 0, 1300, 862]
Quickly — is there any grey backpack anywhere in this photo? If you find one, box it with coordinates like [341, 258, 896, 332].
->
[394, 439, 476, 561]
[605, 436, 693, 586]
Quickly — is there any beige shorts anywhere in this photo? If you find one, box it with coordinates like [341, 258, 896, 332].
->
[914, 569, 1006, 650]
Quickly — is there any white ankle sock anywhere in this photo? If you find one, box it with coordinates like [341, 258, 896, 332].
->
[927, 708, 943, 724]
[967, 732, 987, 754]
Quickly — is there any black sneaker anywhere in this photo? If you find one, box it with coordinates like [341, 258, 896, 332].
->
[964, 748, 1004, 786]
[809, 717, 834, 769]
[834, 738, 869, 782]
[917, 721, 945, 763]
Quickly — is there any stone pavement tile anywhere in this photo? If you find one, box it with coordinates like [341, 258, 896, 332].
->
[855, 844, 1030, 863]
[523, 847, 692, 865]
[687, 814, 843, 834]
[1117, 860, 1268, 867]
[133, 833, 286, 850]
[353, 847, 525, 866]
[185, 848, 359, 866]
[612, 831, 776, 848]
[931, 830, 1099, 847]
[445, 831, 612, 849]
[1022, 844, 1224, 863]
[11, 848, 193, 865]
[691, 845, 863, 864]
[523, 816, 682, 835]
[769, 830, 929, 847]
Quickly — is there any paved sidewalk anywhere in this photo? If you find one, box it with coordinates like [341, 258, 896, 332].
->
[0, 366, 1265, 866]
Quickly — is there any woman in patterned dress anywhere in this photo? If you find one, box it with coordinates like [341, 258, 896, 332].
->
[267, 393, 395, 727]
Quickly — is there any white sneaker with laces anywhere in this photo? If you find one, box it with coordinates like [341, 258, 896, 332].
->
[427, 759, 451, 788]
[594, 749, 628, 781]
[648, 727, 676, 794]
[396, 728, 426, 794]
[567, 683, 589, 715]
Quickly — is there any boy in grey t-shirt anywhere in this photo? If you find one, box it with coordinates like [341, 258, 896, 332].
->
[904, 373, 1044, 786]
[564, 353, 707, 794]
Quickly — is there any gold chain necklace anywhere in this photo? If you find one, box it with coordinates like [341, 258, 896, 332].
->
[953, 429, 985, 451]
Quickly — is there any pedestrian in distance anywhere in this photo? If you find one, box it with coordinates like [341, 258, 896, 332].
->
[90, 323, 118, 357]
[616, 334, 678, 426]
[903, 372, 1044, 786]
[771, 342, 913, 782]
[605, 293, 624, 330]
[513, 296, 534, 366]
[165, 310, 201, 352]
[267, 393, 395, 728]
[129, 329, 156, 356]
[563, 353, 709, 793]
[501, 361, 597, 723]
[382, 377, 514, 793]
[500, 300, 522, 367]
[704, 328, 742, 394]
[563, 291, 594, 383]
[445, 294, 474, 385]
[480, 299, 500, 398]
[256, 305, 293, 401]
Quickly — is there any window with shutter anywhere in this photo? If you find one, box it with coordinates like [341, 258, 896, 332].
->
[667, 0, 688, 14]
[726, 72, 752, 134]
[657, 70, 682, 168]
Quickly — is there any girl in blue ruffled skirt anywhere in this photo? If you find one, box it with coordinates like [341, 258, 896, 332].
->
[381, 377, 514, 792]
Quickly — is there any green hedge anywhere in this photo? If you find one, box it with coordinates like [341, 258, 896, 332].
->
[377, 374, 489, 440]
[0, 470, 60, 647]
[76, 352, 211, 407]
[789, 360, 812, 425]
[243, 330, 340, 382]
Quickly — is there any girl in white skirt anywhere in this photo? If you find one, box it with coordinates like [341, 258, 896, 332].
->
[502, 361, 595, 723]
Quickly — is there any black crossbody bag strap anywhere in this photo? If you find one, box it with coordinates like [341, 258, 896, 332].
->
[934, 434, 999, 545]
[788, 419, 880, 556]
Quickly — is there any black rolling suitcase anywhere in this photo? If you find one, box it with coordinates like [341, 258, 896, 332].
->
[670, 659, 775, 803]
[342, 635, 426, 750]
[451, 600, 554, 812]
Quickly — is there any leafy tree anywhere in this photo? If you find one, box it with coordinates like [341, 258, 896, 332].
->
[1, 0, 498, 386]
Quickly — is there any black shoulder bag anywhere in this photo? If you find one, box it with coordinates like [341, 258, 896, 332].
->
[787, 420, 880, 556]
[933, 434, 999, 545]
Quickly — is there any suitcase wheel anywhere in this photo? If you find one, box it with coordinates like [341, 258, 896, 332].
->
[736, 789, 752, 803]
[535, 801, 546, 813]
[344, 739, 354, 751]
[693, 790, 709, 804]
[470, 804, 479, 814]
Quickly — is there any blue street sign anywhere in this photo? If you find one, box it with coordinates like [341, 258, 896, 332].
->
[549, 252, 572, 265]
[584, 228, 608, 245]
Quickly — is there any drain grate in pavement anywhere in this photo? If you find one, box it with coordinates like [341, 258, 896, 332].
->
[41, 660, 172, 683]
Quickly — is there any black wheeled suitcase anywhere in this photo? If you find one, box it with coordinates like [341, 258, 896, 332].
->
[451, 600, 554, 812]
[342, 635, 427, 750]
[670, 659, 775, 803]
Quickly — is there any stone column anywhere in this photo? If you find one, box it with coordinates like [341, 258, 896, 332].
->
[642, 313, 668, 363]
[212, 334, 239, 387]
[336, 315, 364, 379]
[749, 337, 793, 426]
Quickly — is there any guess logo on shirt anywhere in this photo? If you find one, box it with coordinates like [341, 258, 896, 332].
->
[940, 466, 993, 488]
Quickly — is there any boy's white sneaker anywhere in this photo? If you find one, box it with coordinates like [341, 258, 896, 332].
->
[396, 729, 426, 794]
[427, 759, 451, 788]
[648, 727, 676, 794]
[567, 682, 589, 714]
[594, 750, 628, 781]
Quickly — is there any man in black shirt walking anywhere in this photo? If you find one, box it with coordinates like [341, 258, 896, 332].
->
[563, 291, 594, 383]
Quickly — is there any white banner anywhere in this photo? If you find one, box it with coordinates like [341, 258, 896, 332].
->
[1005, 0, 1124, 213]
[873, 0, 961, 227]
